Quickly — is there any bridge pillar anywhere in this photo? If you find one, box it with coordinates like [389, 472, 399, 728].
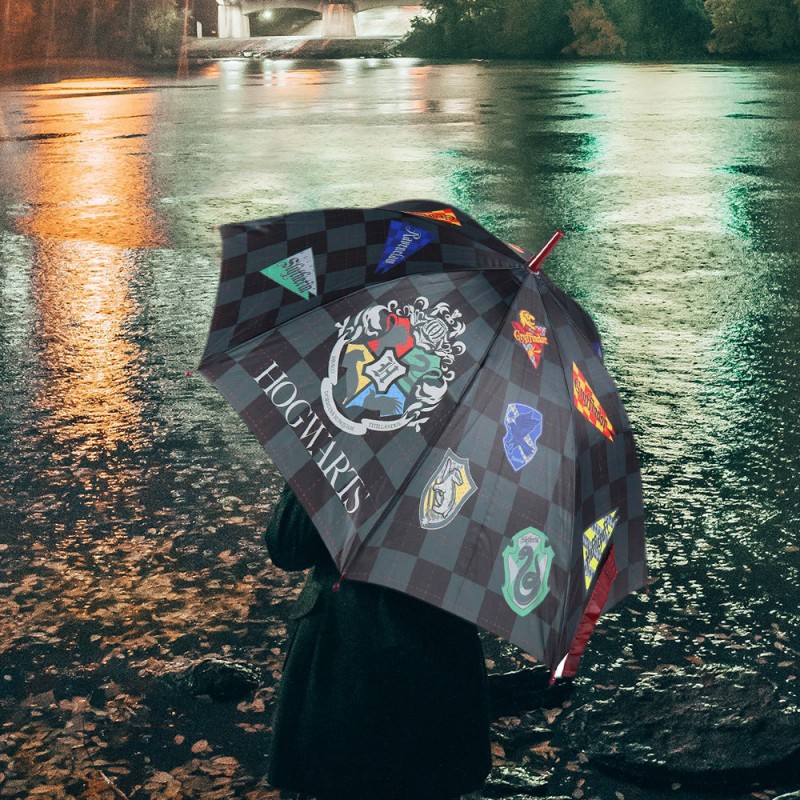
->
[216, 0, 251, 37]
[320, 2, 356, 36]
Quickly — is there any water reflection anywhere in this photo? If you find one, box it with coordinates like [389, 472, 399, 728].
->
[0, 64, 798, 799]
[31, 239, 145, 456]
[19, 78, 164, 459]
[18, 78, 163, 248]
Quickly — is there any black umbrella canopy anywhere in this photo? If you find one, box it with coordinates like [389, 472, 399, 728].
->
[199, 200, 646, 675]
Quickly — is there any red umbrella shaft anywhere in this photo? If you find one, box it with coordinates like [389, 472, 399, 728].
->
[527, 230, 563, 273]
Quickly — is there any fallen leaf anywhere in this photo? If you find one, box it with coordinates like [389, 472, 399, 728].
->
[544, 707, 562, 724]
[529, 741, 559, 760]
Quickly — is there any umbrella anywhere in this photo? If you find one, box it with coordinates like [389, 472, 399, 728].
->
[198, 199, 646, 678]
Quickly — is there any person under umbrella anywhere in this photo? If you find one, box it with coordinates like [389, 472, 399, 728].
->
[198, 199, 646, 795]
[265, 482, 491, 800]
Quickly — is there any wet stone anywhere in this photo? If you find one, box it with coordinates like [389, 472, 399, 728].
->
[473, 797, 571, 800]
[569, 665, 800, 788]
[161, 657, 261, 702]
[481, 765, 551, 797]
[492, 715, 551, 755]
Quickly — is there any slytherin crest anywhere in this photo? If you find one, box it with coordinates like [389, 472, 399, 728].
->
[502, 527, 554, 616]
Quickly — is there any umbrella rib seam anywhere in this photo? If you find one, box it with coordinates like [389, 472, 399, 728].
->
[538, 272, 605, 362]
[540, 280, 581, 661]
[441, 271, 533, 621]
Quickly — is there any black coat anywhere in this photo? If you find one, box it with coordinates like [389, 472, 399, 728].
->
[265, 484, 492, 800]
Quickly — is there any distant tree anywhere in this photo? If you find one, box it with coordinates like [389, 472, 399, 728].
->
[603, 0, 711, 57]
[135, 0, 183, 58]
[404, 0, 571, 57]
[0, 0, 187, 66]
[563, 0, 626, 56]
[675, 0, 714, 53]
[0, 0, 35, 66]
[403, 0, 800, 58]
[404, 0, 505, 57]
[492, 0, 571, 57]
[705, 0, 800, 54]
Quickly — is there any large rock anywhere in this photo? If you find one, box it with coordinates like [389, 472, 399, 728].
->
[569, 665, 800, 788]
[161, 657, 261, 702]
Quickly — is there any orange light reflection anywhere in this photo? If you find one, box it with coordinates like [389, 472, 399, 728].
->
[22, 78, 164, 459]
[21, 78, 164, 248]
[261, 65, 327, 94]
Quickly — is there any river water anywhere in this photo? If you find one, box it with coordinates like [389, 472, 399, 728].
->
[0, 60, 798, 798]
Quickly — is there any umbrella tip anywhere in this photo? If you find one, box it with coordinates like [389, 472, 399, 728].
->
[527, 230, 563, 274]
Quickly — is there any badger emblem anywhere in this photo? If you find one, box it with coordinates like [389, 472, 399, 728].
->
[419, 449, 477, 530]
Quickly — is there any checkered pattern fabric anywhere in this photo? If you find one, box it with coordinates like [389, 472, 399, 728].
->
[199, 200, 647, 672]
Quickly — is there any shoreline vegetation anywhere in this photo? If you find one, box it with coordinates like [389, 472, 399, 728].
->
[1, 0, 800, 76]
[402, 0, 800, 60]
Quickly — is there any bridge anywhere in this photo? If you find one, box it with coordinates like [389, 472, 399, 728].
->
[215, 0, 421, 38]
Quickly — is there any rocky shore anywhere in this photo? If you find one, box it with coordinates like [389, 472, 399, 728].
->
[169, 657, 799, 800]
[12, 653, 788, 800]
[1, 502, 798, 799]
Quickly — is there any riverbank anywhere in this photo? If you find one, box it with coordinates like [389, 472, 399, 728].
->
[1, 58, 799, 800]
[187, 36, 401, 61]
